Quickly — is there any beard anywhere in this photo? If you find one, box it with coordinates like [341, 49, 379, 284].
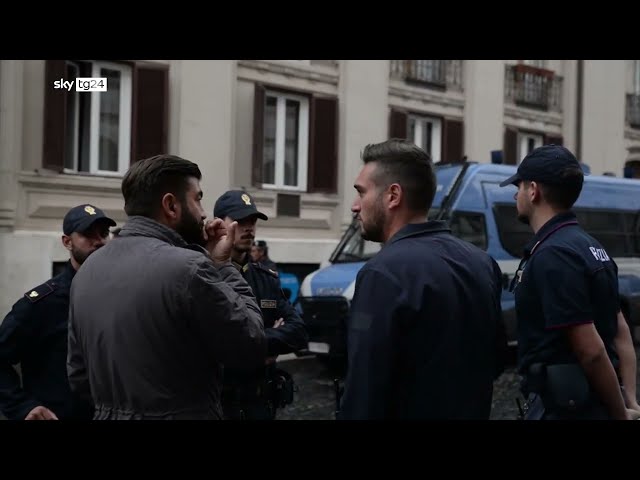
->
[359, 197, 386, 243]
[71, 244, 99, 266]
[176, 207, 205, 246]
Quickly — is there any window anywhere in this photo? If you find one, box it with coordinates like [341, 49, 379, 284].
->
[518, 132, 543, 163]
[408, 114, 442, 163]
[43, 60, 168, 175]
[574, 209, 639, 257]
[449, 212, 487, 250]
[494, 204, 535, 258]
[262, 90, 309, 191]
[63, 60, 132, 176]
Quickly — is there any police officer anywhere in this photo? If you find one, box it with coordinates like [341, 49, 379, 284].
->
[0, 204, 115, 420]
[213, 190, 309, 420]
[500, 144, 639, 420]
[251, 240, 278, 272]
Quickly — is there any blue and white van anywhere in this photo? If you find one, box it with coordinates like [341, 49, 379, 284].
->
[298, 162, 640, 361]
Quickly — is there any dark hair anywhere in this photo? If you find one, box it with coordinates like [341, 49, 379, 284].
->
[121, 154, 202, 217]
[361, 138, 436, 213]
[538, 167, 584, 210]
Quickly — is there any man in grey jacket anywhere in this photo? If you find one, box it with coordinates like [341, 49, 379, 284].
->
[67, 154, 266, 420]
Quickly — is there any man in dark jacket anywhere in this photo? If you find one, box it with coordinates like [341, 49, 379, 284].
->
[338, 139, 507, 420]
[67, 155, 266, 420]
[0, 204, 115, 420]
[213, 190, 308, 419]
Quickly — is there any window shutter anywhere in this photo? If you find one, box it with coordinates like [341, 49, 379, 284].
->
[42, 60, 67, 172]
[504, 127, 518, 165]
[131, 62, 168, 164]
[389, 109, 407, 139]
[252, 83, 266, 186]
[442, 118, 464, 163]
[308, 96, 338, 193]
[544, 133, 563, 146]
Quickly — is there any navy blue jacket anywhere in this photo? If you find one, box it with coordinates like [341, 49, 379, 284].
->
[338, 221, 506, 420]
[0, 262, 93, 420]
[513, 211, 621, 380]
[224, 258, 308, 385]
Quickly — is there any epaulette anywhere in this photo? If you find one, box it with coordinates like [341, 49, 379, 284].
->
[253, 262, 279, 278]
[23, 281, 57, 303]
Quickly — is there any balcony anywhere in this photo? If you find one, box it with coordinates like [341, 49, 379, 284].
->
[627, 94, 640, 128]
[504, 64, 563, 112]
[390, 60, 463, 91]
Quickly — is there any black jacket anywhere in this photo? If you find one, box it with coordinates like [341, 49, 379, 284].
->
[224, 257, 308, 385]
[0, 262, 93, 420]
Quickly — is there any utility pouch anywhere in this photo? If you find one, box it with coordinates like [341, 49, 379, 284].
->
[543, 363, 591, 411]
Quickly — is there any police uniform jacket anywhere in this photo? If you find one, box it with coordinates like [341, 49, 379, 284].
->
[338, 221, 506, 420]
[513, 211, 621, 383]
[0, 261, 93, 420]
[224, 257, 308, 386]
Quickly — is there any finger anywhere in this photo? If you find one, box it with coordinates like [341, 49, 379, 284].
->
[226, 221, 237, 242]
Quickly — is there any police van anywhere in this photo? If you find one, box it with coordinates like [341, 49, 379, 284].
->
[298, 162, 640, 364]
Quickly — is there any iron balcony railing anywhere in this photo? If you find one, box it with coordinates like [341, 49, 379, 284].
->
[504, 64, 563, 112]
[626, 94, 640, 128]
[390, 60, 463, 91]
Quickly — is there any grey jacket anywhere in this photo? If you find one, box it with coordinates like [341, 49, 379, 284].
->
[67, 216, 266, 419]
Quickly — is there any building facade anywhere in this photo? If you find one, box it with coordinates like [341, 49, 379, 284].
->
[1, 59, 639, 316]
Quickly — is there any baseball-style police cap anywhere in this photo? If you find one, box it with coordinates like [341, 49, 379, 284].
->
[63, 204, 116, 235]
[214, 190, 268, 221]
[499, 144, 583, 187]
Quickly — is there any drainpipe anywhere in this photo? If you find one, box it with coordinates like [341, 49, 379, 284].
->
[575, 60, 583, 161]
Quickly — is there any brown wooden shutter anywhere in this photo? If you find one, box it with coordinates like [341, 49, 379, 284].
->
[389, 109, 408, 139]
[308, 96, 338, 193]
[442, 118, 464, 163]
[42, 60, 67, 172]
[504, 127, 518, 165]
[544, 133, 563, 146]
[131, 62, 168, 164]
[252, 84, 266, 186]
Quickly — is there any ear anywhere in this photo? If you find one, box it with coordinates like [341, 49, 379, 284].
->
[161, 193, 180, 219]
[62, 234, 72, 250]
[529, 181, 542, 203]
[387, 183, 402, 210]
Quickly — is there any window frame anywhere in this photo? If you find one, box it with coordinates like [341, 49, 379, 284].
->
[408, 114, 442, 163]
[62, 60, 132, 177]
[262, 89, 309, 192]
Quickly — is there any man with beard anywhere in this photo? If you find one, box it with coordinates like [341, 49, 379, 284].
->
[500, 144, 640, 420]
[213, 190, 308, 419]
[0, 204, 115, 420]
[337, 139, 507, 420]
[67, 154, 266, 420]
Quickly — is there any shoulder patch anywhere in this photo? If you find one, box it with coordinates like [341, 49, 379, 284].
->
[24, 282, 56, 303]
[253, 262, 279, 278]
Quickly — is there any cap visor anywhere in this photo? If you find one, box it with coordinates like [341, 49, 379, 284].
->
[499, 173, 521, 187]
[77, 216, 117, 233]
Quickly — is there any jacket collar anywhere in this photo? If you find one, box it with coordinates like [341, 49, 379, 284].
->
[388, 221, 451, 245]
[523, 211, 578, 255]
[118, 216, 189, 248]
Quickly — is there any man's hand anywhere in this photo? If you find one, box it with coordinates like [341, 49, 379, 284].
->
[25, 406, 58, 420]
[204, 219, 237, 263]
[626, 408, 640, 420]
[265, 318, 285, 365]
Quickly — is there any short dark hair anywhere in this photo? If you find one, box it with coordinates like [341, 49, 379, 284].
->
[527, 166, 584, 210]
[121, 154, 202, 217]
[361, 139, 436, 213]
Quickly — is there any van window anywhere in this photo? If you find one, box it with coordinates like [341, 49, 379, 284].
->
[449, 212, 487, 250]
[495, 204, 640, 258]
[493, 204, 534, 258]
[574, 209, 639, 257]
